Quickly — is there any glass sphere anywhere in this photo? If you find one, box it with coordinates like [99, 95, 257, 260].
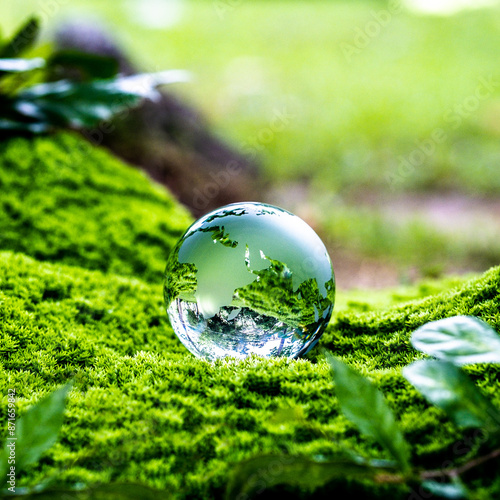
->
[164, 202, 335, 360]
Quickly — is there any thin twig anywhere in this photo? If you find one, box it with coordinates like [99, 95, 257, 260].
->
[372, 447, 500, 486]
[422, 447, 500, 480]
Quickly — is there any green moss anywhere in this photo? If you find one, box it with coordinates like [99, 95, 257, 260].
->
[0, 133, 499, 498]
[0, 251, 499, 498]
[0, 132, 192, 283]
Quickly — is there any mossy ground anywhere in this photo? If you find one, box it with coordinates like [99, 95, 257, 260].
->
[0, 133, 192, 283]
[0, 133, 499, 499]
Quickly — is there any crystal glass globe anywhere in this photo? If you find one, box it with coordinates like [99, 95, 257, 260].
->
[164, 202, 335, 360]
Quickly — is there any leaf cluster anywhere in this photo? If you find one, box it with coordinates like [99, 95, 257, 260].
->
[228, 316, 500, 499]
[0, 17, 188, 135]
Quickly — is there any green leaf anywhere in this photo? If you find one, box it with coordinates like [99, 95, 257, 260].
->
[421, 479, 468, 499]
[48, 50, 119, 80]
[12, 69, 190, 129]
[0, 17, 40, 58]
[325, 353, 411, 472]
[0, 57, 45, 72]
[403, 360, 500, 430]
[225, 454, 380, 499]
[14, 383, 72, 471]
[411, 316, 500, 365]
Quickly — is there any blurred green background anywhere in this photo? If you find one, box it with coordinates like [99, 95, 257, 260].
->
[3, 0, 500, 288]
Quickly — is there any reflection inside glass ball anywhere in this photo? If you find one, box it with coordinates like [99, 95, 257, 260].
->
[164, 202, 335, 360]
